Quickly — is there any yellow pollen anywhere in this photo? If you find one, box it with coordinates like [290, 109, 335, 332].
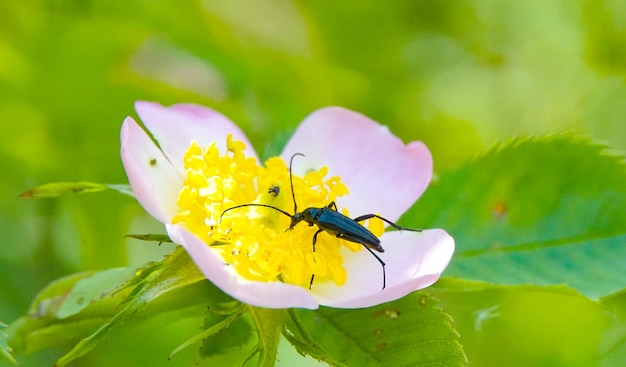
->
[171, 135, 385, 288]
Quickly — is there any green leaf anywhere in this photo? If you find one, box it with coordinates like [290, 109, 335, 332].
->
[598, 290, 626, 367]
[5, 246, 221, 365]
[288, 292, 466, 367]
[403, 135, 626, 298]
[0, 322, 17, 365]
[248, 307, 287, 367]
[431, 278, 619, 367]
[22, 264, 156, 320]
[168, 308, 247, 361]
[283, 309, 328, 363]
[5, 264, 152, 355]
[7, 316, 113, 356]
[176, 307, 286, 367]
[52, 246, 207, 366]
[169, 306, 262, 367]
[26, 272, 99, 317]
[18, 182, 133, 199]
[205, 286, 242, 316]
[55, 267, 139, 319]
[198, 311, 256, 361]
[124, 233, 173, 243]
[5, 269, 139, 355]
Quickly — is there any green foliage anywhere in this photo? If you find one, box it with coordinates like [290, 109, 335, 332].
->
[0, 322, 17, 365]
[52, 247, 208, 366]
[3, 0, 626, 366]
[431, 279, 619, 367]
[18, 182, 133, 199]
[124, 233, 173, 243]
[54, 268, 139, 319]
[399, 136, 626, 367]
[287, 292, 467, 367]
[6, 134, 626, 367]
[249, 307, 288, 367]
[599, 291, 626, 366]
[7, 270, 132, 355]
[5, 248, 213, 366]
[5, 136, 626, 367]
[168, 307, 255, 365]
[403, 136, 626, 298]
[197, 311, 254, 360]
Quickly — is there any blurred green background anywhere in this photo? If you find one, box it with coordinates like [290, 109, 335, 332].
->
[1, 0, 625, 366]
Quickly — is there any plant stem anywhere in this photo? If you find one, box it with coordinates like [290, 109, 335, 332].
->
[248, 306, 287, 367]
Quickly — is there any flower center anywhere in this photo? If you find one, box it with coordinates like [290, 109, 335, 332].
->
[171, 135, 383, 288]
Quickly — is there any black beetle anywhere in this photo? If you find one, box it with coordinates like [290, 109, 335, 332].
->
[220, 153, 422, 289]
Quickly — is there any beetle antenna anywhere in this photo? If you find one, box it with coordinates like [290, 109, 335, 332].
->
[220, 203, 293, 223]
[289, 153, 305, 214]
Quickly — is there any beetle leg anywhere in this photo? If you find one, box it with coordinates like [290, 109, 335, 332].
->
[312, 228, 323, 252]
[337, 233, 384, 252]
[327, 201, 338, 211]
[352, 214, 422, 232]
[334, 234, 387, 289]
[309, 229, 323, 290]
[362, 246, 387, 289]
[364, 246, 387, 289]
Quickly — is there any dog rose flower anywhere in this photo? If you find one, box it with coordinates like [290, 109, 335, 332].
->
[121, 102, 454, 309]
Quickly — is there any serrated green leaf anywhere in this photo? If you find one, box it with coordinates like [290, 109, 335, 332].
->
[5, 273, 213, 362]
[5, 267, 133, 356]
[281, 331, 327, 363]
[53, 247, 208, 366]
[7, 315, 112, 355]
[168, 309, 246, 361]
[431, 278, 618, 367]
[124, 233, 173, 243]
[26, 272, 97, 317]
[248, 307, 287, 367]
[178, 307, 279, 367]
[23, 264, 155, 320]
[601, 289, 626, 319]
[289, 292, 466, 367]
[403, 135, 626, 298]
[5, 247, 214, 364]
[5, 267, 142, 356]
[0, 322, 17, 365]
[205, 287, 242, 316]
[18, 182, 133, 199]
[55, 267, 139, 318]
[598, 290, 626, 367]
[283, 309, 328, 363]
[198, 312, 254, 359]
[4, 268, 142, 358]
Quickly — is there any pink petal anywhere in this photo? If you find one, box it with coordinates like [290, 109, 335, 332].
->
[312, 229, 454, 308]
[281, 107, 432, 222]
[135, 101, 258, 174]
[121, 117, 183, 222]
[166, 224, 320, 309]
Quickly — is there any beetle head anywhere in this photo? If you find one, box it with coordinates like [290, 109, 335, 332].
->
[288, 212, 305, 230]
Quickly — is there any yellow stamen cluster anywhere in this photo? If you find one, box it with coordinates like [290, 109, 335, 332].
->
[172, 135, 384, 288]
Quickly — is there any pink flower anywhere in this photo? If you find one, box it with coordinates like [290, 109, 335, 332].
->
[121, 101, 454, 309]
